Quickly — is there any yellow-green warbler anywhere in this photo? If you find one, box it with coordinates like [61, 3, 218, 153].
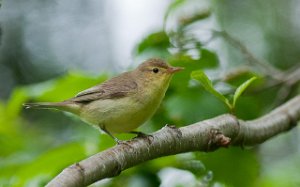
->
[24, 58, 183, 143]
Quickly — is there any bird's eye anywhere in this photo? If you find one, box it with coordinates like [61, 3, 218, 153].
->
[152, 68, 159, 73]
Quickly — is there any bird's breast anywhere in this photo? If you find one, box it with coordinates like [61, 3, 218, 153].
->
[79, 88, 166, 133]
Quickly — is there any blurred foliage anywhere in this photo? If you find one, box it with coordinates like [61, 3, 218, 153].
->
[136, 31, 170, 59]
[1, 0, 300, 187]
[0, 72, 108, 186]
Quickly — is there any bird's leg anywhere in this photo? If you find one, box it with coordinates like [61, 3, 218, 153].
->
[129, 131, 148, 138]
[100, 126, 122, 144]
[129, 131, 154, 144]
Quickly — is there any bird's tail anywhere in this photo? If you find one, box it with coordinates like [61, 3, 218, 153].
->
[23, 102, 80, 114]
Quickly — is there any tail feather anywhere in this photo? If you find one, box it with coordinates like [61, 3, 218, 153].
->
[23, 102, 80, 114]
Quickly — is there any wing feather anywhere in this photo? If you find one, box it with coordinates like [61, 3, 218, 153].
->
[68, 72, 138, 103]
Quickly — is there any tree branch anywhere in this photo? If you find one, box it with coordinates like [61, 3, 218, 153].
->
[46, 96, 300, 187]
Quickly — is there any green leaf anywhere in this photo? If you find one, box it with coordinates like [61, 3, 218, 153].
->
[199, 48, 219, 68]
[135, 31, 170, 55]
[191, 70, 231, 109]
[233, 77, 257, 108]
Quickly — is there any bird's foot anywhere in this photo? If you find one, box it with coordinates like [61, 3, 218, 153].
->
[129, 131, 148, 138]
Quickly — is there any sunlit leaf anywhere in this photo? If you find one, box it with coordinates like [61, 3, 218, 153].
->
[191, 70, 231, 109]
[232, 77, 257, 108]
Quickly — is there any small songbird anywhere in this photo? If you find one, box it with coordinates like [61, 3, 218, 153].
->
[24, 58, 183, 143]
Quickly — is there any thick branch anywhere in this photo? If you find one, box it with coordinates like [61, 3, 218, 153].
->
[46, 96, 300, 187]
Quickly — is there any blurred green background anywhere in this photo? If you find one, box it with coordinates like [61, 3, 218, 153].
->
[0, 0, 300, 186]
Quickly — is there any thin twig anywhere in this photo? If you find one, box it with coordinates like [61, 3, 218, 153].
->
[214, 30, 284, 80]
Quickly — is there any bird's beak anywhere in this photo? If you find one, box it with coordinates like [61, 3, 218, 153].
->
[167, 66, 184, 74]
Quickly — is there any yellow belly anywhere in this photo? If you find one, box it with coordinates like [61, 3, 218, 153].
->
[79, 94, 163, 133]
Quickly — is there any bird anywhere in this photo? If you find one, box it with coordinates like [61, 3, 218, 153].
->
[23, 58, 183, 143]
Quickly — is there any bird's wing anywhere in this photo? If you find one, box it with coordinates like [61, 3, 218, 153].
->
[75, 85, 105, 97]
[68, 72, 138, 103]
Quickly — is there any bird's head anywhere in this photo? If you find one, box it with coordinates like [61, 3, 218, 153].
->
[134, 58, 183, 91]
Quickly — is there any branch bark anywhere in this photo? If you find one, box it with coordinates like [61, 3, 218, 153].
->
[46, 95, 300, 187]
